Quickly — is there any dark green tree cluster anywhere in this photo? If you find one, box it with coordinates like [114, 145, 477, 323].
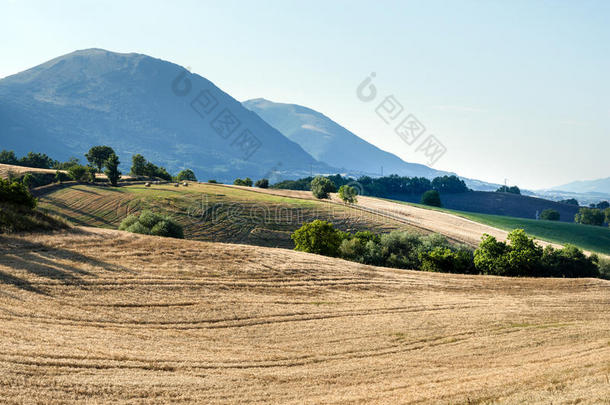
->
[234, 177, 253, 186]
[540, 209, 560, 221]
[291, 222, 602, 278]
[130, 154, 172, 181]
[574, 207, 606, 226]
[474, 230, 599, 277]
[310, 176, 336, 199]
[272, 174, 468, 197]
[591, 201, 609, 210]
[0, 150, 58, 169]
[119, 210, 184, 239]
[496, 185, 521, 195]
[0, 178, 37, 209]
[559, 198, 579, 206]
[421, 190, 441, 207]
[254, 178, 269, 188]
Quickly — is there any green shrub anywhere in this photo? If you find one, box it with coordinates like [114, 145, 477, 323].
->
[208, 179, 218, 184]
[310, 176, 336, 199]
[541, 245, 599, 278]
[338, 185, 358, 203]
[126, 222, 150, 235]
[291, 220, 344, 256]
[68, 165, 94, 183]
[540, 209, 560, 221]
[0, 178, 37, 209]
[421, 190, 441, 207]
[419, 246, 476, 274]
[151, 220, 184, 239]
[118, 210, 184, 239]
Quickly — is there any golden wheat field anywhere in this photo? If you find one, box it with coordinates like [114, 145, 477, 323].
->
[0, 227, 608, 404]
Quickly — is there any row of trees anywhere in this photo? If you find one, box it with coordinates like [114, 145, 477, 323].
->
[291, 220, 605, 278]
[496, 185, 521, 195]
[273, 174, 469, 197]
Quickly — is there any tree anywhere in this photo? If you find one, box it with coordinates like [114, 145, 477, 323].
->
[338, 185, 358, 203]
[291, 220, 344, 256]
[310, 176, 335, 199]
[496, 185, 521, 195]
[131, 154, 147, 176]
[255, 178, 269, 188]
[595, 201, 610, 210]
[85, 146, 115, 172]
[0, 150, 18, 165]
[605, 208, 610, 225]
[574, 207, 605, 226]
[177, 169, 197, 182]
[421, 190, 441, 207]
[104, 153, 121, 186]
[559, 198, 579, 206]
[234, 178, 253, 186]
[540, 209, 560, 221]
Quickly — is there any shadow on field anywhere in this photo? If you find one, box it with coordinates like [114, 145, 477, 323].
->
[0, 232, 132, 294]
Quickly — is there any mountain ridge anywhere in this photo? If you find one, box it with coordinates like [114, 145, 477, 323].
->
[0, 49, 334, 182]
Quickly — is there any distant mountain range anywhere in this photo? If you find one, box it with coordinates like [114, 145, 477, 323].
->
[550, 177, 610, 195]
[243, 98, 447, 178]
[1, 48, 599, 197]
[0, 49, 332, 182]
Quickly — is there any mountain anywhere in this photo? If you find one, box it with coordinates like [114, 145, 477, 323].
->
[243, 98, 452, 178]
[551, 177, 610, 195]
[0, 49, 333, 182]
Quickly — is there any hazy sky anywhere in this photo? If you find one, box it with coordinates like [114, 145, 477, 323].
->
[1, 0, 608, 189]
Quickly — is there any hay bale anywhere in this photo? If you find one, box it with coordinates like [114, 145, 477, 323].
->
[144, 182, 151, 187]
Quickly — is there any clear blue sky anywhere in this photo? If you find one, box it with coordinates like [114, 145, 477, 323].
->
[1, 0, 608, 189]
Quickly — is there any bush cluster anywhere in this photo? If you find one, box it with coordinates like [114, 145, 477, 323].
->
[291, 221, 602, 278]
[0, 178, 37, 209]
[119, 210, 184, 239]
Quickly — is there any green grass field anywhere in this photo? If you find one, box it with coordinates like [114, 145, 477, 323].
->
[392, 200, 610, 255]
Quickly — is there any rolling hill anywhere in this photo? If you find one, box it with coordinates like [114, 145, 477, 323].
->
[0, 228, 608, 403]
[0, 49, 334, 182]
[35, 182, 416, 248]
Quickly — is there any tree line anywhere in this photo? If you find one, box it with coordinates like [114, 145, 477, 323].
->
[291, 220, 609, 279]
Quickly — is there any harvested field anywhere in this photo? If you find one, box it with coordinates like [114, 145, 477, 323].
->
[37, 183, 414, 248]
[0, 228, 608, 404]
